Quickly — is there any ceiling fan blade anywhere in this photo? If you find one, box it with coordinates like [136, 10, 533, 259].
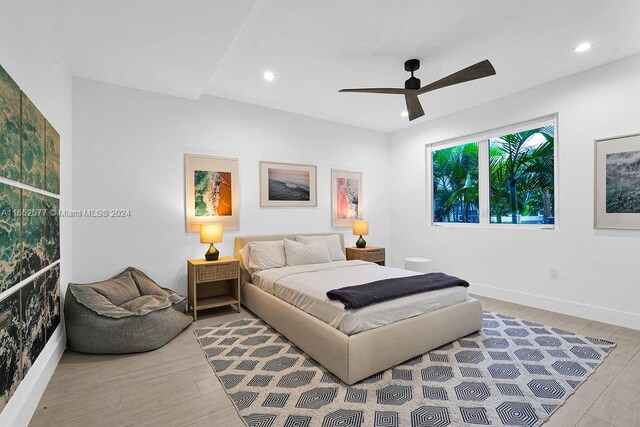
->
[417, 59, 496, 95]
[405, 94, 425, 121]
[339, 88, 410, 95]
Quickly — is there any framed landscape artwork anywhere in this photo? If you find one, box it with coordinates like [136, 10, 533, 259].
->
[594, 133, 640, 229]
[260, 161, 317, 207]
[331, 169, 362, 227]
[184, 154, 239, 232]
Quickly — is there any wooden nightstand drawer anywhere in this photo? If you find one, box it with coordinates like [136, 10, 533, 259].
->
[359, 248, 384, 263]
[196, 263, 238, 283]
[346, 247, 386, 266]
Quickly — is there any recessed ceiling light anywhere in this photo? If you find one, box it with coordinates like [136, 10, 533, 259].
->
[400, 110, 408, 117]
[263, 71, 275, 81]
[575, 42, 591, 53]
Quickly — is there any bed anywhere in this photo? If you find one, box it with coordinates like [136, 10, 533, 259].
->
[234, 233, 483, 385]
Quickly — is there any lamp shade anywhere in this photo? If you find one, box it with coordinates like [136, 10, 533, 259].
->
[352, 220, 369, 236]
[200, 223, 223, 244]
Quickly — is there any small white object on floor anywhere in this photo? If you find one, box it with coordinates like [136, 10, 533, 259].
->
[404, 257, 432, 273]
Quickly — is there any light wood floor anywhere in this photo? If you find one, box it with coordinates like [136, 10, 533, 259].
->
[30, 296, 640, 427]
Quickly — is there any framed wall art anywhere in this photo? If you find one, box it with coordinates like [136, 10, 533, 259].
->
[331, 169, 362, 227]
[0, 64, 21, 182]
[0, 63, 61, 414]
[594, 133, 640, 229]
[259, 161, 317, 207]
[184, 154, 239, 232]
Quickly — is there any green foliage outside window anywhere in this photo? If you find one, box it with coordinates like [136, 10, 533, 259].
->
[431, 123, 555, 225]
[432, 142, 479, 223]
[489, 126, 555, 224]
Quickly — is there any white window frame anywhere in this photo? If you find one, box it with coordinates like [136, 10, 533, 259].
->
[426, 114, 559, 229]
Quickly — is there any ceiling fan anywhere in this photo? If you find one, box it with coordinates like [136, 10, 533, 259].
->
[339, 59, 496, 121]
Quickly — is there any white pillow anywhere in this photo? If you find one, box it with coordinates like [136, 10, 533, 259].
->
[245, 240, 286, 275]
[284, 238, 332, 266]
[239, 244, 251, 270]
[296, 235, 345, 261]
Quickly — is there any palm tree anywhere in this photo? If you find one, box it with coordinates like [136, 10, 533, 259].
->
[432, 143, 479, 222]
[488, 146, 511, 223]
[489, 126, 554, 223]
[521, 138, 554, 221]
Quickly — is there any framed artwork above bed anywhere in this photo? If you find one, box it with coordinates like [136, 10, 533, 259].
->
[184, 154, 239, 232]
[594, 133, 640, 229]
[260, 161, 317, 207]
[331, 169, 362, 227]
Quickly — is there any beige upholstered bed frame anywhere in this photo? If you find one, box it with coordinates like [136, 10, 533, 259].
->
[234, 233, 483, 385]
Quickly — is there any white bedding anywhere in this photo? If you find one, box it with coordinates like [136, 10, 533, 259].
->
[251, 260, 469, 335]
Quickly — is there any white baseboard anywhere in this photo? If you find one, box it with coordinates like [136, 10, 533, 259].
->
[0, 326, 65, 427]
[470, 282, 640, 331]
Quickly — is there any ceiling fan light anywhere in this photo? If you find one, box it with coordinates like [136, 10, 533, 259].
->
[339, 59, 495, 123]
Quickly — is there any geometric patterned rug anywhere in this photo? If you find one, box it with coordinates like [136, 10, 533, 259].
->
[194, 312, 615, 427]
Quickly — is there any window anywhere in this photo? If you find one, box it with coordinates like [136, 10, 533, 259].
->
[432, 142, 479, 223]
[430, 117, 557, 227]
[489, 126, 555, 224]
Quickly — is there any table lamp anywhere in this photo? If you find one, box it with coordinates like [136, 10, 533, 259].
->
[352, 220, 369, 248]
[200, 223, 223, 261]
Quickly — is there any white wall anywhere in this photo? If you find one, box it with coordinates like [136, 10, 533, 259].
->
[73, 53, 640, 332]
[0, 1, 73, 426]
[71, 78, 390, 295]
[389, 54, 640, 330]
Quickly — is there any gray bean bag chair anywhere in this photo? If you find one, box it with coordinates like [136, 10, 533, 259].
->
[65, 267, 193, 354]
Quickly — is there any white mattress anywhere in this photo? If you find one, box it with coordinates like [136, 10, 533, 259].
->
[251, 260, 469, 335]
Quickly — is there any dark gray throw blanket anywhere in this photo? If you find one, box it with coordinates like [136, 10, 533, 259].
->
[326, 272, 469, 309]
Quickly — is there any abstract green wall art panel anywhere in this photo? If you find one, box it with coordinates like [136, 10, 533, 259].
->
[0, 65, 21, 181]
[21, 190, 46, 279]
[21, 93, 45, 189]
[21, 275, 47, 378]
[45, 121, 60, 194]
[45, 265, 60, 340]
[0, 62, 62, 417]
[44, 196, 60, 265]
[0, 291, 21, 412]
[0, 183, 21, 293]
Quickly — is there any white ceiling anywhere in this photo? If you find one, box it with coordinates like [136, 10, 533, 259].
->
[48, 0, 640, 132]
[47, 0, 256, 99]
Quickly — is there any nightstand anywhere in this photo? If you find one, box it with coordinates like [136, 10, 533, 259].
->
[187, 257, 240, 320]
[346, 246, 385, 266]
